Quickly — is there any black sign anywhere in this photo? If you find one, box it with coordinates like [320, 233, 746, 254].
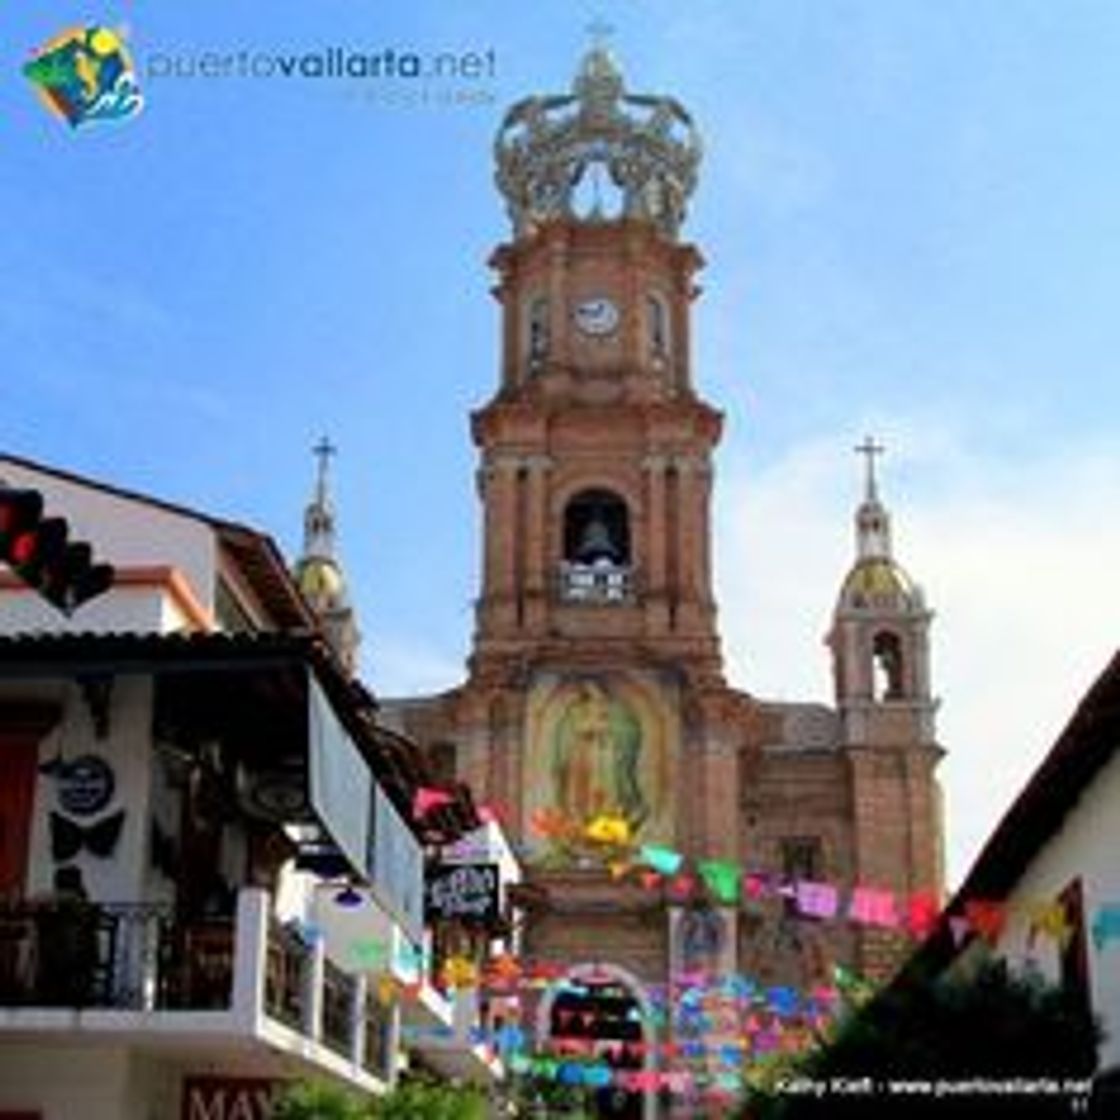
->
[425, 862, 500, 925]
[56, 754, 115, 816]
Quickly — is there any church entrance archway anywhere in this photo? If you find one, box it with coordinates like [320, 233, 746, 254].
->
[536, 962, 658, 1120]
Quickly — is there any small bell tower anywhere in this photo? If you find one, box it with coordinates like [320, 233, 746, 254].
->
[293, 437, 360, 674]
[828, 439, 944, 976]
[828, 438, 936, 745]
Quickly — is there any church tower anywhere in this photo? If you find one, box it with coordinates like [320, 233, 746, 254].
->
[827, 440, 944, 975]
[293, 438, 360, 675]
[470, 42, 722, 692]
[829, 438, 936, 747]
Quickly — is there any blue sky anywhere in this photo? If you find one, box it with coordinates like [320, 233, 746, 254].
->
[5, 1, 1120, 886]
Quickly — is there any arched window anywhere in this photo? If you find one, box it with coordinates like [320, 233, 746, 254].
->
[646, 292, 670, 359]
[526, 296, 549, 367]
[872, 631, 906, 700]
[563, 489, 631, 565]
[560, 489, 632, 603]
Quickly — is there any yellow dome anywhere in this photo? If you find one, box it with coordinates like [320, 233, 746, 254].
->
[840, 557, 917, 610]
[295, 556, 345, 603]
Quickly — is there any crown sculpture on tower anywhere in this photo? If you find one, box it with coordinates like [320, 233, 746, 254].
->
[494, 41, 703, 240]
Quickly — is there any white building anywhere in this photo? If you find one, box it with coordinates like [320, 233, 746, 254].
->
[0, 452, 514, 1120]
[914, 650, 1120, 1104]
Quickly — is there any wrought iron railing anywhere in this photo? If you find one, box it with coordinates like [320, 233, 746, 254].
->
[0, 901, 174, 1010]
[265, 919, 309, 1031]
[166, 917, 234, 1009]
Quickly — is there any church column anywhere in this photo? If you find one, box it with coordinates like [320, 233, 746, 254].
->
[489, 456, 521, 630]
[547, 231, 572, 370]
[523, 455, 551, 629]
[674, 456, 700, 628]
[695, 459, 714, 605]
[643, 454, 669, 631]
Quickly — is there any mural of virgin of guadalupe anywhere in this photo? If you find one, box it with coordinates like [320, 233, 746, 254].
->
[551, 681, 647, 830]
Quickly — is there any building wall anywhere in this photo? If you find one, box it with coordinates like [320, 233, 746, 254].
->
[0, 1045, 134, 1120]
[994, 750, 1120, 1071]
[0, 674, 155, 904]
[0, 587, 172, 636]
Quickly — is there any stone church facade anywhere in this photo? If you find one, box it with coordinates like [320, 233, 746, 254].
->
[380, 43, 944, 1048]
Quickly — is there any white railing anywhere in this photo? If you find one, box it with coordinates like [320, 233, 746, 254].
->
[558, 562, 635, 604]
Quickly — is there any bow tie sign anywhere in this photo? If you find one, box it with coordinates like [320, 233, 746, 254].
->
[50, 810, 125, 862]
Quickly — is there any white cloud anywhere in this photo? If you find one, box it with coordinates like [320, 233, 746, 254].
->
[366, 635, 465, 700]
[716, 430, 1120, 888]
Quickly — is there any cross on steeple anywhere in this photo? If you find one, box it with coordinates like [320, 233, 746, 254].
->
[313, 436, 337, 501]
[854, 435, 884, 502]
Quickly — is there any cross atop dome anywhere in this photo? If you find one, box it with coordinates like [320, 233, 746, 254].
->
[854, 435, 884, 504]
[312, 435, 337, 510]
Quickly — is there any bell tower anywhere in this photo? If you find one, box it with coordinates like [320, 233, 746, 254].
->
[470, 43, 723, 689]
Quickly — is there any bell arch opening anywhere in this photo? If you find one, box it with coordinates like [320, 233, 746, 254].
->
[560, 489, 634, 603]
[872, 630, 906, 700]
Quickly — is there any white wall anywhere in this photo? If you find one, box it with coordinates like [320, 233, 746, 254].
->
[0, 585, 169, 634]
[996, 749, 1120, 1070]
[0, 457, 217, 630]
[0, 1044, 133, 1120]
[24, 676, 154, 904]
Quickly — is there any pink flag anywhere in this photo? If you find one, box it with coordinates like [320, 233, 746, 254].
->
[743, 872, 768, 899]
[965, 900, 1006, 945]
[669, 873, 696, 899]
[413, 787, 453, 819]
[848, 885, 900, 927]
[905, 890, 941, 938]
[948, 915, 970, 946]
[795, 880, 838, 919]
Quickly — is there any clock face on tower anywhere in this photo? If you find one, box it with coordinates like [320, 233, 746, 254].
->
[573, 296, 619, 337]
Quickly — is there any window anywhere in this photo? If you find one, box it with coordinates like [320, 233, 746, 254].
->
[559, 489, 634, 603]
[872, 631, 905, 700]
[647, 293, 670, 358]
[526, 296, 549, 364]
[780, 836, 823, 881]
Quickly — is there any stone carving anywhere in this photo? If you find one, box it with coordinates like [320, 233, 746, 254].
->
[494, 47, 702, 239]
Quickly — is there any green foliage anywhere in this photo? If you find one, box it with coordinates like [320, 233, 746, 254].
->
[271, 1076, 487, 1120]
[741, 958, 1100, 1119]
[368, 1076, 487, 1120]
[272, 1081, 369, 1120]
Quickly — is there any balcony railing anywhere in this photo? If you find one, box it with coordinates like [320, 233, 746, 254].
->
[0, 889, 388, 1081]
[0, 901, 173, 1009]
[557, 561, 635, 604]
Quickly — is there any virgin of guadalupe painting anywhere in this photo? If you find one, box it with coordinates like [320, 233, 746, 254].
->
[551, 681, 647, 830]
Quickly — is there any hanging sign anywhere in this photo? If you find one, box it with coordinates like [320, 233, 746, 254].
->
[425, 862, 500, 925]
[56, 753, 115, 816]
